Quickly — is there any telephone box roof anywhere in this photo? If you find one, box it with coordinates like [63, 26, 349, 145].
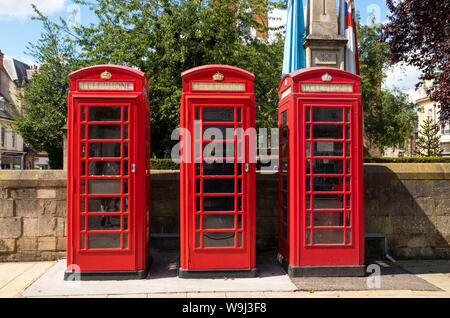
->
[182, 64, 255, 80]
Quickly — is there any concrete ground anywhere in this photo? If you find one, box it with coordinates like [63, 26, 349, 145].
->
[0, 252, 449, 298]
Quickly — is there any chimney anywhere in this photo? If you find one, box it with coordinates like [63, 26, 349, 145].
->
[0, 50, 3, 70]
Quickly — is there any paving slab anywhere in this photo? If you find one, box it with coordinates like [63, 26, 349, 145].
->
[0, 262, 55, 298]
[22, 250, 297, 297]
[290, 260, 442, 291]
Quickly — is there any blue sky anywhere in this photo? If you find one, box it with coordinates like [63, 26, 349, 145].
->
[0, 0, 421, 100]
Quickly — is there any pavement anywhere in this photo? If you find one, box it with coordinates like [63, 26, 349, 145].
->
[0, 250, 449, 298]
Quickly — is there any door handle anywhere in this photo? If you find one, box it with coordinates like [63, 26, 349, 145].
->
[131, 164, 136, 173]
[245, 163, 249, 173]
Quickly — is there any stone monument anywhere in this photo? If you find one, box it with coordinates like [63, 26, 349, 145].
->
[303, 0, 347, 69]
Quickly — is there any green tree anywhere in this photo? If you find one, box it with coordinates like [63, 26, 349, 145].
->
[69, 0, 284, 157]
[415, 117, 443, 157]
[356, 18, 417, 154]
[14, 6, 82, 168]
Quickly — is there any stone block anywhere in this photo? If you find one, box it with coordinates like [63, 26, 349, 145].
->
[365, 216, 393, 235]
[55, 200, 67, 217]
[17, 237, 38, 251]
[256, 217, 278, 238]
[38, 199, 57, 216]
[433, 215, 450, 235]
[0, 239, 16, 253]
[150, 216, 179, 233]
[0, 217, 22, 238]
[56, 188, 67, 200]
[56, 218, 66, 237]
[415, 197, 437, 216]
[36, 188, 57, 199]
[22, 217, 39, 237]
[0, 187, 9, 199]
[0, 199, 14, 217]
[38, 216, 57, 236]
[55, 251, 67, 260]
[14, 251, 39, 262]
[15, 199, 40, 217]
[390, 215, 436, 235]
[435, 198, 450, 216]
[56, 237, 67, 251]
[10, 188, 36, 199]
[38, 237, 57, 251]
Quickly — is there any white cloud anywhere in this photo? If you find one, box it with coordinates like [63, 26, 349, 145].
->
[0, 0, 66, 20]
[383, 62, 422, 102]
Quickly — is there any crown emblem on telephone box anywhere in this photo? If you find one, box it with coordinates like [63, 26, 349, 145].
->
[101, 70, 112, 80]
[322, 73, 332, 82]
[213, 72, 224, 81]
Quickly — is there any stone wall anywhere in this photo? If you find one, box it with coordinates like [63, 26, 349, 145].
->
[364, 164, 449, 259]
[0, 164, 449, 262]
[0, 170, 67, 261]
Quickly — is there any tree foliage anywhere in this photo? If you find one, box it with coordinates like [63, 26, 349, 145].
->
[14, 6, 81, 168]
[356, 19, 417, 153]
[382, 0, 449, 124]
[415, 117, 443, 157]
[70, 0, 284, 157]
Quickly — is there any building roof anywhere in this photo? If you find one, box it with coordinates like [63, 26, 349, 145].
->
[3, 55, 31, 85]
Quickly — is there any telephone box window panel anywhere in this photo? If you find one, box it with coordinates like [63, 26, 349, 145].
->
[277, 67, 365, 277]
[180, 65, 256, 278]
[66, 65, 151, 280]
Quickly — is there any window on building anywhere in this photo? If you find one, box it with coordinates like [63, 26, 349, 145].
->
[442, 122, 450, 135]
[1, 127, 5, 147]
[12, 132, 16, 148]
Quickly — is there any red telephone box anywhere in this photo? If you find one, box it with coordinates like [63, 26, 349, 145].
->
[179, 65, 256, 278]
[65, 65, 151, 280]
[277, 67, 365, 276]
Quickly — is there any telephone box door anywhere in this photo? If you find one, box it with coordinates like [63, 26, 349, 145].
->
[301, 99, 362, 266]
[188, 99, 254, 270]
[74, 99, 135, 271]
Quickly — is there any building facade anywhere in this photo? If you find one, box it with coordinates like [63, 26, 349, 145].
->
[416, 81, 450, 156]
[0, 50, 28, 169]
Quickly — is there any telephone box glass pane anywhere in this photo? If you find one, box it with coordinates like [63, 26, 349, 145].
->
[313, 125, 343, 139]
[89, 125, 121, 139]
[313, 212, 344, 226]
[88, 161, 121, 176]
[89, 143, 121, 158]
[203, 214, 235, 229]
[202, 163, 235, 175]
[203, 232, 235, 247]
[313, 159, 344, 174]
[313, 142, 343, 157]
[313, 194, 344, 209]
[203, 179, 235, 194]
[203, 142, 235, 159]
[88, 197, 121, 212]
[88, 215, 121, 230]
[313, 108, 343, 122]
[203, 107, 234, 122]
[313, 229, 344, 244]
[203, 125, 235, 139]
[88, 180, 121, 194]
[89, 107, 121, 122]
[81, 107, 86, 122]
[202, 197, 235, 211]
[88, 233, 121, 249]
[124, 107, 129, 121]
[313, 177, 344, 191]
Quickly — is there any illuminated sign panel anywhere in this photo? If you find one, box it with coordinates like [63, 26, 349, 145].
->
[78, 81, 134, 91]
[301, 83, 353, 93]
[192, 82, 246, 92]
